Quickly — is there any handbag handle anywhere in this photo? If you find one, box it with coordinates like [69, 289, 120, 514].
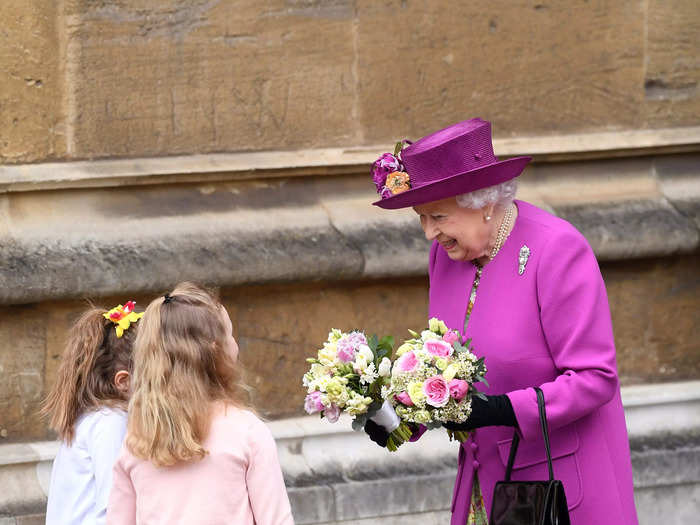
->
[503, 387, 554, 482]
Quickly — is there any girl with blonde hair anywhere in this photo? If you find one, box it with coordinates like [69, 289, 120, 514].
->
[43, 301, 143, 525]
[107, 282, 293, 525]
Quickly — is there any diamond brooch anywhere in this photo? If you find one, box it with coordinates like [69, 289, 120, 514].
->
[518, 245, 531, 275]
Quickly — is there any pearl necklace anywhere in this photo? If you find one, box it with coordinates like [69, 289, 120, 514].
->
[489, 203, 515, 261]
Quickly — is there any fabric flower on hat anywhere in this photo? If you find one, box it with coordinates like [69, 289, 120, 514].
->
[386, 171, 411, 195]
[371, 153, 403, 192]
[103, 301, 143, 338]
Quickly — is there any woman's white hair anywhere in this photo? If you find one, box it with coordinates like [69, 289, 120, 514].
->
[455, 179, 518, 209]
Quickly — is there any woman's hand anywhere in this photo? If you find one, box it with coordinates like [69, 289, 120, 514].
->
[443, 394, 517, 431]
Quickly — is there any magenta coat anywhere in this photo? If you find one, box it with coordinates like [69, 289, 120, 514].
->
[428, 201, 638, 525]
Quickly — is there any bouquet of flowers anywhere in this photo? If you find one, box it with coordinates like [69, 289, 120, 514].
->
[383, 318, 488, 445]
[302, 329, 414, 448]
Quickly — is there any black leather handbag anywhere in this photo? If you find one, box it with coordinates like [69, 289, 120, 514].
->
[489, 387, 571, 525]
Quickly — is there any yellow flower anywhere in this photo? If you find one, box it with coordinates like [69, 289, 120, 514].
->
[407, 381, 426, 405]
[435, 357, 449, 371]
[318, 343, 338, 366]
[103, 302, 143, 338]
[396, 342, 414, 357]
[386, 171, 411, 194]
[443, 364, 459, 381]
[429, 317, 448, 335]
[413, 409, 432, 424]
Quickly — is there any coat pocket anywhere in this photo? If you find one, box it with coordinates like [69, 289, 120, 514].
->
[496, 427, 583, 510]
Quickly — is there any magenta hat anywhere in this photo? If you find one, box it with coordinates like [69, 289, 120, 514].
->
[371, 118, 531, 209]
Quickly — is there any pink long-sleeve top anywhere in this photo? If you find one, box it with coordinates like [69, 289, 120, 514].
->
[107, 406, 294, 525]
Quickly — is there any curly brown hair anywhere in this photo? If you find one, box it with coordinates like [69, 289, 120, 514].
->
[41, 306, 137, 444]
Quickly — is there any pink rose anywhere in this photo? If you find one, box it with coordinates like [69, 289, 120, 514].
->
[324, 403, 340, 423]
[304, 391, 324, 414]
[448, 379, 469, 401]
[395, 351, 420, 374]
[442, 330, 460, 345]
[423, 339, 453, 358]
[395, 391, 414, 406]
[371, 153, 403, 192]
[423, 376, 450, 407]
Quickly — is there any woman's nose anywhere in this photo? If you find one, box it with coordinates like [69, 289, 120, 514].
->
[422, 218, 438, 241]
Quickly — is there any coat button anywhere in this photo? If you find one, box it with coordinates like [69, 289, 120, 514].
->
[470, 442, 478, 451]
[473, 460, 480, 469]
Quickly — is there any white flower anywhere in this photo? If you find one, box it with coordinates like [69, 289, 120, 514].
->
[318, 342, 338, 366]
[353, 354, 369, 373]
[346, 393, 372, 415]
[421, 330, 441, 342]
[380, 384, 390, 399]
[395, 342, 414, 357]
[378, 357, 392, 377]
[328, 329, 343, 342]
[360, 363, 379, 385]
[357, 344, 374, 362]
[313, 375, 331, 392]
[310, 363, 330, 378]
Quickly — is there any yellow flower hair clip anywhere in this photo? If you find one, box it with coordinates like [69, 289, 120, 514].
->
[103, 300, 143, 338]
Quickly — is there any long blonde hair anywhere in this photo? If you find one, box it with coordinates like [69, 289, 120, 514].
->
[42, 307, 136, 444]
[127, 282, 248, 467]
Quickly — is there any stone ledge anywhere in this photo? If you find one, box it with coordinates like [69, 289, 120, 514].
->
[1, 127, 699, 194]
[1, 153, 698, 305]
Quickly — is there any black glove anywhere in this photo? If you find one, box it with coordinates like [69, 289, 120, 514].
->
[364, 419, 390, 448]
[443, 394, 517, 431]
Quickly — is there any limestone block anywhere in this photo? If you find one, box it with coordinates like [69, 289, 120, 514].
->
[602, 256, 700, 385]
[656, 154, 700, 231]
[229, 278, 428, 418]
[0, 0, 64, 163]
[356, 0, 645, 143]
[0, 460, 46, 515]
[0, 306, 47, 441]
[332, 473, 454, 521]
[634, 483, 700, 525]
[644, 0, 700, 128]
[288, 486, 335, 525]
[321, 196, 430, 278]
[554, 199, 699, 261]
[315, 511, 452, 525]
[65, 0, 357, 159]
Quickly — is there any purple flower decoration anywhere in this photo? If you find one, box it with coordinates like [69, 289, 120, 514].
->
[371, 153, 403, 193]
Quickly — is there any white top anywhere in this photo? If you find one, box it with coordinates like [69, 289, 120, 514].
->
[46, 407, 128, 525]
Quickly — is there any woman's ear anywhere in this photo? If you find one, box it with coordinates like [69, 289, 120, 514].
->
[114, 370, 130, 395]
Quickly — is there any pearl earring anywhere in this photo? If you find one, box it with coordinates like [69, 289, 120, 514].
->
[485, 215, 492, 221]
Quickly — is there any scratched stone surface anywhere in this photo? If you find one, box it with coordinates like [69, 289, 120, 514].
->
[0, 0, 65, 163]
[1, 0, 699, 163]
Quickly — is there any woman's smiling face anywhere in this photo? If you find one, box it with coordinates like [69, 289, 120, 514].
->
[414, 197, 492, 262]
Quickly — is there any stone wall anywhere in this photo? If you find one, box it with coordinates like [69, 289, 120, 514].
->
[2, 253, 699, 443]
[2, 0, 699, 164]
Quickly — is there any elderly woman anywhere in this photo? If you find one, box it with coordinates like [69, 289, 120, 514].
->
[365, 119, 638, 525]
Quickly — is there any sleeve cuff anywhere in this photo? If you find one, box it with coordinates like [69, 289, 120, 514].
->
[506, 388, 540, 442]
